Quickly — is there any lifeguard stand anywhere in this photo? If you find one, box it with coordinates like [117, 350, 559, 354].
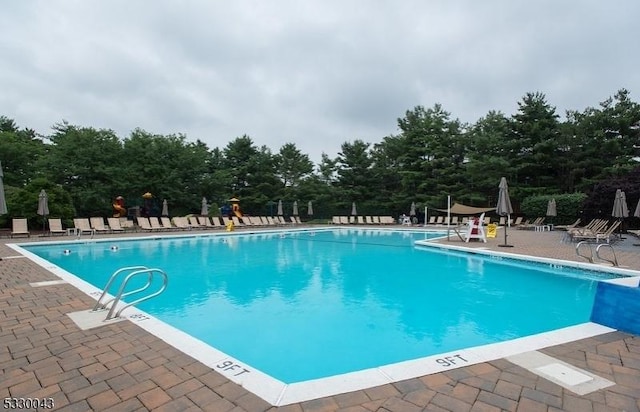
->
[465, 212, 487, 243]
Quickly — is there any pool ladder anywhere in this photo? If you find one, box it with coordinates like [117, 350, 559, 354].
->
[575, 241, 619, 266]
[92, 266, 168, 320]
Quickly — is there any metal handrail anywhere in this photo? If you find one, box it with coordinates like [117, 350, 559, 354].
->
[575, 241, 593, 263]
[106, 268, 168, 320]
[596, 243, 619, 267]
[93, 266, 149, 311]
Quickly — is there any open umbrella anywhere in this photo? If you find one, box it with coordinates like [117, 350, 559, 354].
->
[292, 200, 299, 216]
[37, 189, 49, 233]
[496, 177, 513, 247]
[307, 201, 314, 216]
[277, 200, 283, 216]
[351, 202, 357, 216]
[0, 161, 7, 215]
[161, 199, 169, 217]
[201, 197, 208, 216]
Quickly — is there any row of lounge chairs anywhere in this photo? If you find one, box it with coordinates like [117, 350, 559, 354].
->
[7, 215, 305, 238]
[136, 215, 302, 231]
[331, 216, 396, 225]
[565, 219, 622, 243]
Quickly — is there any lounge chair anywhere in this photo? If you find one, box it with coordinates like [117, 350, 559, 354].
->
[73, 218, 96, 236]
[136, 217, 160, 231]
[149, 217, 164, 230]
[295, 216, 302, 224]
[48, 218, 67, 236]
[365, 216, 374, 224]
[160, 217, 176, 230]
[107, 217, 125, 233]
[435, 216, 444, 225]
[512, 216, 523, 226]
[518, 217, 544, 230]
[572, 220, 621, 244]
[568, 219, 607, 238]
[198, 216, 214, 229]
[554, 218, 581, 231]
[10, 218, 30, 238]
[380, 216, 395, 225]
[172, 217, 191, 230]
[90, 217, 110, 234]
[210, 216, 224, 228]
[427, 216, 436, 225]
[232, 216, 245, 227]
[338, 216, 348, 224]
[188, 216, 204, 229]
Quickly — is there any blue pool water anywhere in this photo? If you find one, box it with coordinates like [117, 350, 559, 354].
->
[24, 229, 610, 383]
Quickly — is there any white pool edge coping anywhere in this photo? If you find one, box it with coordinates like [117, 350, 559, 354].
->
[7, 229, 633, 406]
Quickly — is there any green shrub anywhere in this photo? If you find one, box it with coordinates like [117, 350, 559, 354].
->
[520, 193, 586, 225]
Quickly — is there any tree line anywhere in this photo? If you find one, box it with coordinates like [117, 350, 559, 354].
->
[1, 88, 639, 227]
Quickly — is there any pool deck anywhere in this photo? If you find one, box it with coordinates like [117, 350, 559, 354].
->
[1, 225, 639, 411]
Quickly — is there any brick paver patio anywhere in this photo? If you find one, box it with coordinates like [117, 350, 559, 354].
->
[1, 226, 639, 411]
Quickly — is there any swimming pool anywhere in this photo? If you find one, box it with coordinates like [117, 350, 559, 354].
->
[15, 228, 634, 405]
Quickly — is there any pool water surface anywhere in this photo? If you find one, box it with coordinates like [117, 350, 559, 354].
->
[21, 228, 610, 384]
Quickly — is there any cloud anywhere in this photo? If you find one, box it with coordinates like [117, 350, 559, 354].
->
[2, 1, 640, 163]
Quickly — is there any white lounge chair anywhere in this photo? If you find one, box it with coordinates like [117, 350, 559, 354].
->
[160, 217, 175, 230]
[149, 217, 164, 230]
[136, 217, 159, 231]
[48, 218, 66, 236]
[107, 217, 125, 233]
[90, 217, 110, 234]
[10, 218, 30, 238]
[73, 218, 95, 236]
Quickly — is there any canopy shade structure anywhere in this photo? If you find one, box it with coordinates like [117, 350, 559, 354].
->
[433, 202, 496, 215]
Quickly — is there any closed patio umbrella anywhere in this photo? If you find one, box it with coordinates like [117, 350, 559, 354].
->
[410, 202, 416, 224]
[634, 198, 640, 218]
[292, 200, 299, 216]
[277, 200, 283, 216]
[496, 177, 513, 247]
[612, 189, 628, 218]
[0, 161, 7, 215]
[161, 199, 169, 217]
[201, 197, 208, 216]
[612, 189, 628, 237]
[351, 202, 357, 216]
[546, 198, 557, 225]
[37, 189, 49, 233]
[307, 201, 314, 216]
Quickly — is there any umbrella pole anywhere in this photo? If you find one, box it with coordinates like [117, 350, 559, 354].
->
[499, 216, 513, 247]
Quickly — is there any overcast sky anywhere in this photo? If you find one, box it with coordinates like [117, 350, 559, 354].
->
[2, 1, 639, 163]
